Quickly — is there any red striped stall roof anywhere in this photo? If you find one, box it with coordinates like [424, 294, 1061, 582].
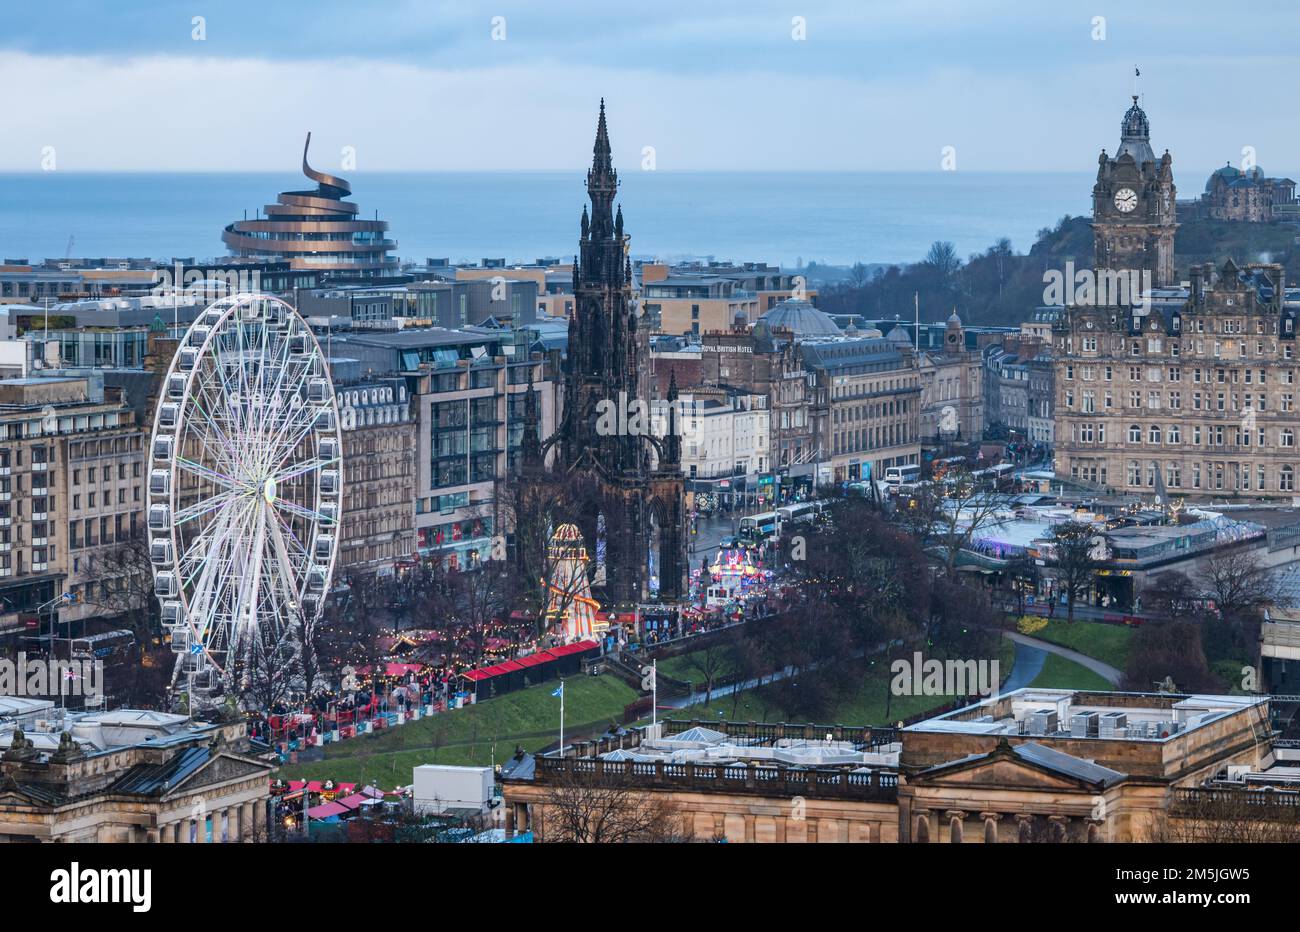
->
[457, 640, 598, 681]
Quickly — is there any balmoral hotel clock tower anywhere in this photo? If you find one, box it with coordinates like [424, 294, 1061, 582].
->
[1091, 95, 1178, 287]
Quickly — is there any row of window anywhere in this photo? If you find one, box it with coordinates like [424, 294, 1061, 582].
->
[1070, 422, 1295, 448]
[1067, 363, 1296, 385]
[1065, 388, 1294, 412]
[833, 422, 912, 455]
[1124, 461, 1296, 493]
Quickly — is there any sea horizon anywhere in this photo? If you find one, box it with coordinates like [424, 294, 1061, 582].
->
[0, 168, 1261, 270]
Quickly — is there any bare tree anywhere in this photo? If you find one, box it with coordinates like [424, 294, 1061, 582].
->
[540, 770, 693, 843]
[500, 471, 600, 638]
[892, 480, 944, 544]
[1052, 521, 1101, 623]
[1200, 548, 1288, 623]
[931, 468, 1006, 574]
[685, 639, 730, 707]
[924, 240, 961, 281]
[451, 558, 518, 670]
[83, 532, 158, 642]
[1142, 570, 1202, 622]
[1004, 550, 1039, 617]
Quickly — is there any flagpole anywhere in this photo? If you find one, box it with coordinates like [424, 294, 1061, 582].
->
[559, 681, 564, 754]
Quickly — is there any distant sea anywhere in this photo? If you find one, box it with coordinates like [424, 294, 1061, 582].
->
[0, 171, 1095, 269]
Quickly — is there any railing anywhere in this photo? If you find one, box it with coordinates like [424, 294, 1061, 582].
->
[1171, 787, 1300, 814]
[661, 718, 899, 749]
[534, 754, 899, 801]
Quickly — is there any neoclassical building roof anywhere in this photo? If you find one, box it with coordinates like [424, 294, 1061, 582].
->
[757, 298, 842, 340]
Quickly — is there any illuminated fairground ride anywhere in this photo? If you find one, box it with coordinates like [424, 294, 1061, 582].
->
[543, 524, 606, 642]
[709, 547, 762, 581]
[693, 546, 771, 607]
[147, 293, 342, 707]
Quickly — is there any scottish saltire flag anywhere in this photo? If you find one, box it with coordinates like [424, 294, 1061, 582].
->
[552, 682, 564, 698]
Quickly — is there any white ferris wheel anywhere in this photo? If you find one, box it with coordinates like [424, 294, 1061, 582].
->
[147, 293, 342, 702]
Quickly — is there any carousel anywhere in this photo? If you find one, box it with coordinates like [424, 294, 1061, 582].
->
[695, 545, 772, 608]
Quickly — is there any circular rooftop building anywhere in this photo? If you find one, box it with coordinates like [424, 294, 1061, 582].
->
[756, 298, 842, 340]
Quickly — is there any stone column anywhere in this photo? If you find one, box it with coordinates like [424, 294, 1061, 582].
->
[1015, 814, 1034, 843]
[1048, 815, 1069, 843]
[146, 827, 161, 844]
[945, 810, 966, 843]
[252, 800, 263, 842]
[178, 820, 192, 843]
[240, 802, 255, 842]
[980, 812, 1001, 844]
[914, 809, 932, 844]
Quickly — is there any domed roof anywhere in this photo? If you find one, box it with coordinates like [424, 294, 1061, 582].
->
[947, 310, 962, 325]
[1207, 163, 1242, 192]
[886, 324, 913, 346]
[1116, 95, 1155, 166]
[758, 299, 842, 340]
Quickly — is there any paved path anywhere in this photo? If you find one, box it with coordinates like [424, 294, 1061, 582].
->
[1001, 630, 1122, 686]
[662, 664, 800, 711]
[1000, 639, 1047, 692]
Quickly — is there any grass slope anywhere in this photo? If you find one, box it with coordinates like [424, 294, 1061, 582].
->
[1027, 653, 1114, 691]
[667, 639, 1014, 728]
[277, 674, 638, 786]
[1030, 620, 1133, 671]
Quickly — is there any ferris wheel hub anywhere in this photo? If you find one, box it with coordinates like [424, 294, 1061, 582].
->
[263, 477, 277, 505]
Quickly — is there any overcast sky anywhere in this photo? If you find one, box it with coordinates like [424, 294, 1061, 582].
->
[3, 0, 1297, 174]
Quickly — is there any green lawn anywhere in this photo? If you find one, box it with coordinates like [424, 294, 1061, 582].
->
[1027, 653, 1114, 691]
[277, 673, 639, 787]
[664, 642, 1013, 730]
[996, 635, 1016, 687]
[651, 643, 742, 686]
[1029, 620, 1133, 670]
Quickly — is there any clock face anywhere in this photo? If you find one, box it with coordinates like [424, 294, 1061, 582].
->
[1114, 188, 1138, 213]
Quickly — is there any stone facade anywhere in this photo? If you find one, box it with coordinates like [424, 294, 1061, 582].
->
[803, 331, 921, 483]
[0, 376, 149, 635]
[0, 716, 273, 843]
[503, 692, 1279, 843]
[918, 313, 984, 444]
[1185, 164, 1297, 223]
[1054, 261, 1300, 497]
[336, 377, 417, 578]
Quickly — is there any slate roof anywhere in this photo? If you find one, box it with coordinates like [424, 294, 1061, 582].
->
[107, 745, 210, 796]
[1012, 742, 1126, 788]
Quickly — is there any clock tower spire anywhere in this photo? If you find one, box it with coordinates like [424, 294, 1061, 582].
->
[1091, 85, 1177, 287]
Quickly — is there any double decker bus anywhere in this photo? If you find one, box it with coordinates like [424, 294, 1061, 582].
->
[738, 511, 779, 545]
[776, 501, 819, 531]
